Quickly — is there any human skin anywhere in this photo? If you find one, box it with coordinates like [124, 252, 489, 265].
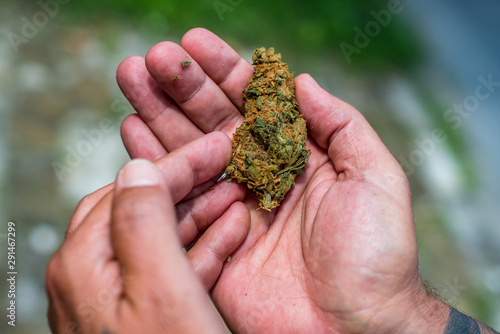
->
[45, 135, 250, 333]
[116, 28, 454, 333]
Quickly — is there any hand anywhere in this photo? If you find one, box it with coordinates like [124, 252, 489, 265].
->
[117, 29, 448, 333]
[45, 134, 249, 334]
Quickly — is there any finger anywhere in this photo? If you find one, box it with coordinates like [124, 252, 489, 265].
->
[65, 183, 113, 238]
[295, 74, 404, 181]
[120, 114, 231, 203]
[176, 180, 247, 246]
[112, 160, 226, 331]
[187, 201, 250, 291]
[145, 41, 243, 135]
[155, 131, 233, 203]
[117, 56, 204, 151]
[67, 132, 231, 244]
[121, 114, 167, 160]
[180, 27, 255, 112]
[180, 178, 218, 202]
[59, 132, 231, 290]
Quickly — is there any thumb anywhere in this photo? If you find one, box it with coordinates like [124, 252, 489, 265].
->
[295, 74, 405, 183]
[111, 160, 225, 332]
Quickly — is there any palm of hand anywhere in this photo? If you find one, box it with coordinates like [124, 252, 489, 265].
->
[118, 28, 420, 334]
[213, 138, 417, 333]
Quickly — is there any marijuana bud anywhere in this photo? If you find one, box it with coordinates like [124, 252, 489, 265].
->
[225, 47, 311, 211]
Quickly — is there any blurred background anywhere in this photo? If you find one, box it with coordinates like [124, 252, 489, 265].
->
[1, 0, 499, 332]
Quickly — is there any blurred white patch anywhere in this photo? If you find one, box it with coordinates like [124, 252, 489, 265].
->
[385, 76, 433, 132]
[484, 266, 500, 294]
[80, 39, 107, 73]
[60, 126, 129, 202]
[423, 144, 463, 197]
[18, 62, 49, 92]
[28, 223, 60, 255]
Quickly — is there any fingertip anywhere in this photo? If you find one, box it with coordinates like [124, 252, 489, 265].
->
[209, 200, 251, 250]
[118, 55, 144, 71]
[218, 201, 251, 260]
[295, 73, 316, 86]
[145, 41, 171, 64]
[181, 27, 212, 46]
[203, 131, 233, 163]
[66, 184, 114, 238]
[295, 73, 355, 149]
[120, 114, 167, 160]
[180, 28, 224, 56]
[231, 201, 251, 233]
[176, 180, 247, 246]
[207, 130, 232, 146]
[145, 41, 167, 71]
[120, 114, 140, 141]
[186, 201, 251, 290]
[116, 159, 164, 191]
[117, 55, 145, 88]
[145, 41, 182, 80]
[294, 73, 326, 105]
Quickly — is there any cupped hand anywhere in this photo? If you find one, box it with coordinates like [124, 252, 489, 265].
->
[46, 134, 250, 333]
[117, 28, 446, 333]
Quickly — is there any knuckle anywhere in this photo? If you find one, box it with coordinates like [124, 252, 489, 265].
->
[45, 253, 63, 292]
[75, 193, 95, 212]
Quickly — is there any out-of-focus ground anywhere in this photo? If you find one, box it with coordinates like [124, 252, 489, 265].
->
[0, 0, 499, 332]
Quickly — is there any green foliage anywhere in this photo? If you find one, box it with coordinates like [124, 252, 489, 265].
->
[60, 0, 421, 69]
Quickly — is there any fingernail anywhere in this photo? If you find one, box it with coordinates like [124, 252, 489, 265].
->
[117, 159, 161, 188]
